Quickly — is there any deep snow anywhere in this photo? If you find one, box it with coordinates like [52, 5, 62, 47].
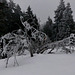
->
[0, 53, 75, 75]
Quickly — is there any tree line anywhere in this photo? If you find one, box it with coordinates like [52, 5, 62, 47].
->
[42, 0, 75, 42]
[0, 0, 39, 36]
[0, 0, 75, 42]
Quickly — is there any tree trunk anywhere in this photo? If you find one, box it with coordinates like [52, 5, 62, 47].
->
[30, 45, 33, 57]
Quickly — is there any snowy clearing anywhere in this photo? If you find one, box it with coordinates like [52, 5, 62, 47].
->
[0, 53, 75, 75]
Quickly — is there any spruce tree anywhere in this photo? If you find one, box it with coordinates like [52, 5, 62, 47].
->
[54, 0, 66, 40]
[54, 0, 65, 24]
[25, 6, 40, 30]
[56, 21, 70, 40]
[43, 16, 53, 41]
[0, 0, 23, 36]
[8, 0, 19, 32]
[63, 3, 75, 33]
[0, 0, 8, 36]
[7, 0, 23, 32]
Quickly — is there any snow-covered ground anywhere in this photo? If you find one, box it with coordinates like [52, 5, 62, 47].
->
[0, 53, 75, 75]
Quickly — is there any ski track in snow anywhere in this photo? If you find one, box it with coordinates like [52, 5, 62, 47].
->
[0, 54, 75, 75]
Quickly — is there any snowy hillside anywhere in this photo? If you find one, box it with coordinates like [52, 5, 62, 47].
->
[0, 53, 75, 75]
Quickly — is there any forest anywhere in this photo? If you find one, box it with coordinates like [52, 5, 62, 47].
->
[0, 0, 75, 74]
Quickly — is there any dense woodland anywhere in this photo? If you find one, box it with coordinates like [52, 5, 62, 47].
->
[0, 0, 39, 36]
[0, 0, 75, 42]
[43, 0, 75, 42]
[0, 0, 75, 41]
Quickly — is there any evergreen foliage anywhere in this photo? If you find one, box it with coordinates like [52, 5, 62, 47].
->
[0, 0, 75, 43]
[54, 0, 66, 41]
[54, 0, 65, 24]
[0, 0, 23, 36]
[42, 0, 75, 41]
[63, 3, 75, 33]
[23, 6, 40, 30]
[7, 0, 22, 32]
[54, 0, 75, 41]
[0, 0, 8, 36]
[43, 16, 54, 42]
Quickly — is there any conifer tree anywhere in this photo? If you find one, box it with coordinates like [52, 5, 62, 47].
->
[63, 3, 75, 33]
[54, 0, 65, 24]
[8, 0, 19, 31]
[25, 6, 40, 30]
[0, 0, 8, 36]
[56, 21, 70, 40]
[0, 0, 23, 36]
[54, 0, 66, 40]
[43, 16, 53, 41]
[7, 0, 23, 32]
[54, 1, 74, 40]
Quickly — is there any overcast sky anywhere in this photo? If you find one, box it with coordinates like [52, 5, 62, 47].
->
[13, 0, 75, 24]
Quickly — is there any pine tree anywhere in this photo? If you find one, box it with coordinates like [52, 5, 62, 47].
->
[25, 6, 40, 30]
[55, 2, 74, 40]
[56, 21, 70, 40]
[0, 0, 8, 36]
[0, 0, 23, 36]
[8, 0, 19, 31]
[63, 3, 75, 33]
[26, 6, 34, 18]
[43, 16, 53, 41]
[54, 0, 65, 24]
[16, 4, 22, 15]
[7, 0, 23, 32]
[54, 0, 66, 40]
[33, 15, 40, 30]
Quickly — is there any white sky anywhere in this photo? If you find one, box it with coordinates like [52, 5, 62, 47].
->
[13, 0, 75, 24]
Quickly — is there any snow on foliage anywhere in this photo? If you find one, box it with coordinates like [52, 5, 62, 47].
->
[0, 30, 29, 67]
[0, 15, 49, 67]
[20, 16, 49, 53]
[44, 33, 75, 54]
[2, 32, 28, 55]
[0, 14, 75, 68]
